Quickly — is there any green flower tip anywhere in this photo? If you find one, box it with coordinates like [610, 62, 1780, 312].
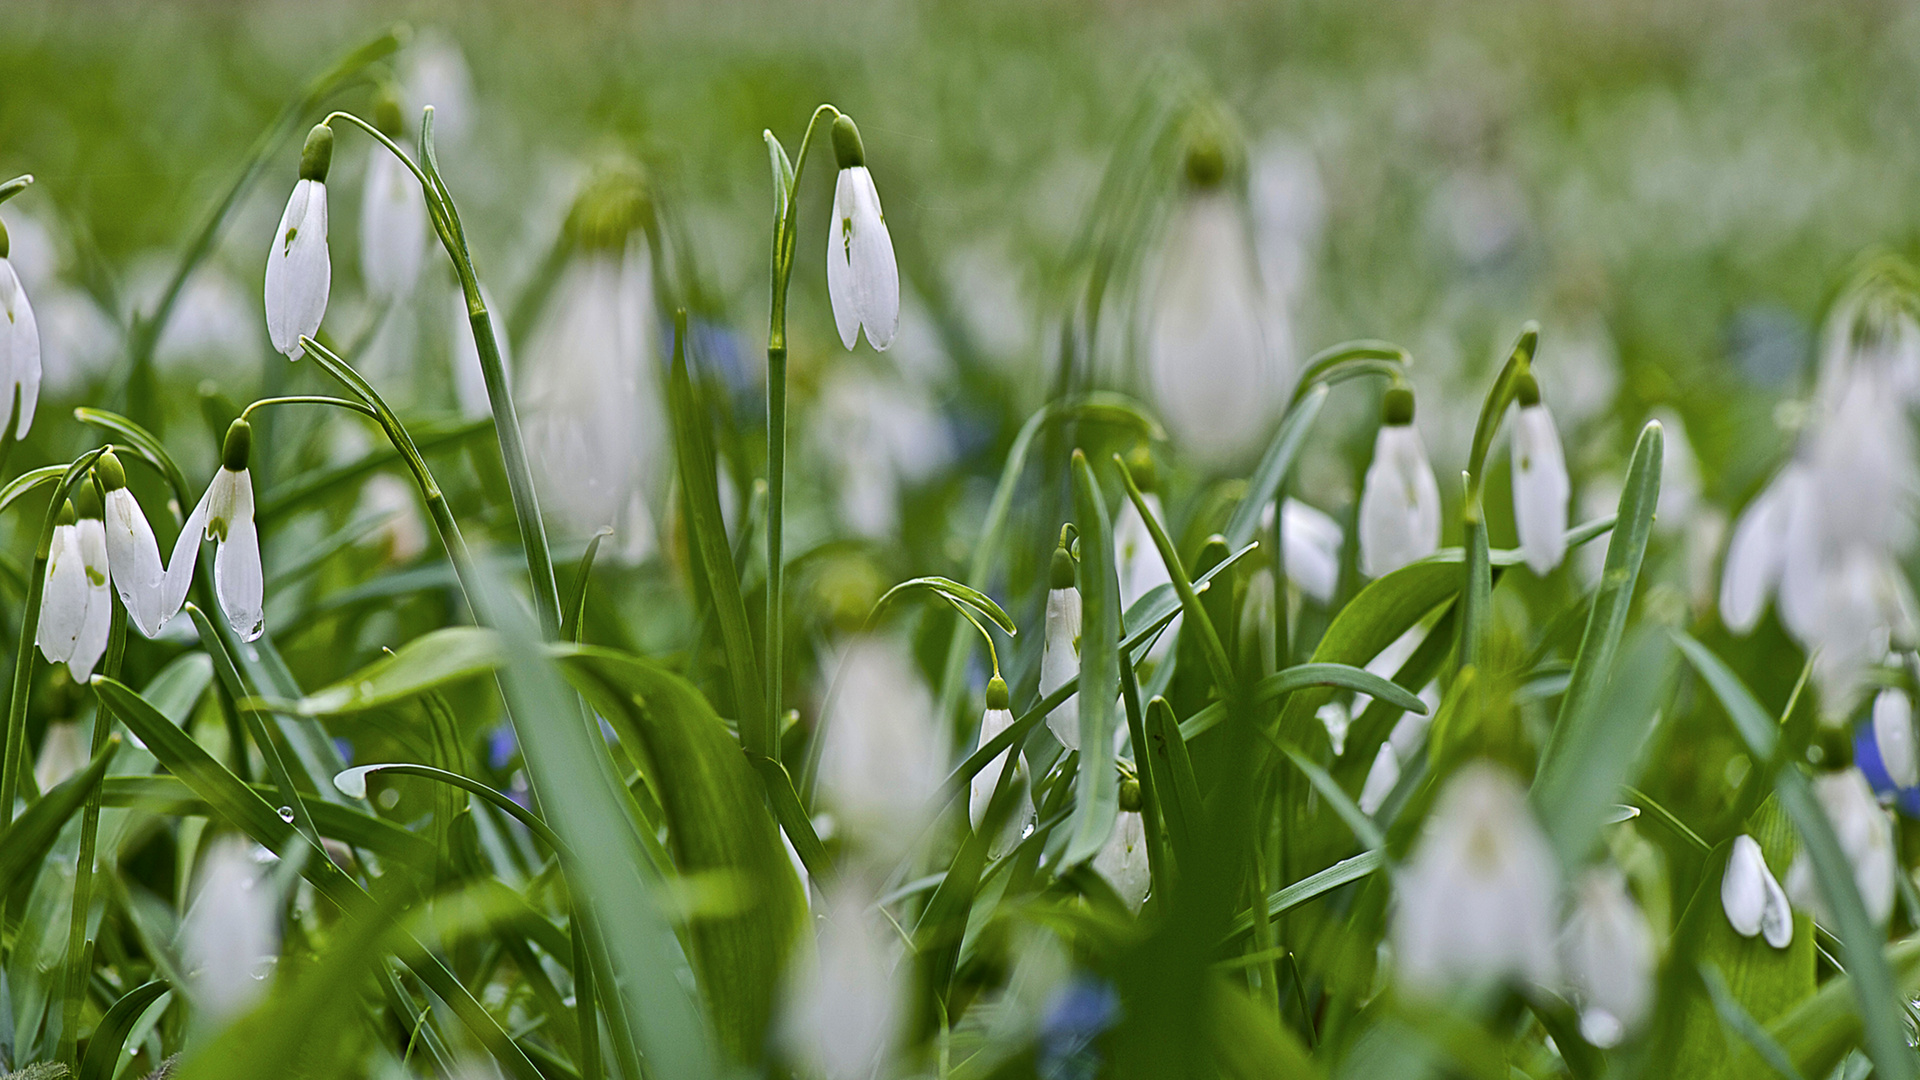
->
[1125, 444, 1158, 494]
[300, 124, 335, 183]
[55, 499, 75, 528]
[95, 450, 127, 492]
[1514, 369, 1541, 408]
[831, 113, 866, 170]
[222, 418, 253, 473]
[1050, 540, 1077, 591]
[1118, 778, 1143, 812]
[1383, 385, 1416, 426]
[568, 161, 654, 252]
[986, 675, 1010, 711]
[373, 88, 406, 139]
[73, 481, 102, 520]
[1184, 136, 1227, 189]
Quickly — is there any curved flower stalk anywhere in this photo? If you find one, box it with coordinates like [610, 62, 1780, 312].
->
[1040, 531, 1083, 750]
[265, 125, 333, 360]
[0, 213, 42, 439]
[1114, 451, 1171, 610]
[1785, 768, 1897, 928]
[35, 495, 110, 681]
[1721, 833, 1793, 948]
[1509, 370, 1570, 575]
[164, 420, 263, 641]
[1145, 134, 1281, 467]
[1560, 867, 1656, 1047]
[95, 451, 170, 638]
[825, 115, 898, 351]
[1359, 385, 1441, 578]
[359, 94, 428, 301]
[1392, 762, 1558, 993]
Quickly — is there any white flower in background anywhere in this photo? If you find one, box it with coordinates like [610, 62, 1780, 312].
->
[1262, 497, 1343, 605]
[969, 676, 1030, 859]
[1359, 387, 1441, 578]
[449, 285, 508, 419]
[780, 877, 906, 1080]
[360, 99, 428, 301]
[1722, 834, 1793, 947]
[264, 125, 333, 360]
[817, 636, 944, 859]
[1509, 372, 1569, 575]
[1146, 142, 1280, 467]
[400, 30, 476, 146]
[163, 420, 262, 641]
[1561, 867, 1656, 1047]
[1874, 687, 1918, 789]
[0, 217, 42, 438]
[36, 495, 111, 682]
[1786, 768, 1896, 927]
[825, 114, 898, 352]
[33, 720, 87, 791]
[143, 261, 256, 378]
[1093, 809, 1150, 912]
[1811, 265, 1920, 412]
[523, 168, 663, 565]
[95, 451, 169, 639]
[1114, 463, 1170, 611]
[813, 366, 951, 538]
[182, 836, 280, 1024]
[1720, 465, 1803, 634]
[359, 473, 428, 564]
[1040, 538, 1082, 751]
[1248, 136, 1325, 321]
[1652, 408, 1702, 534]
[1392, 762, 1558, 993]
[1357, 742, 1399, 815]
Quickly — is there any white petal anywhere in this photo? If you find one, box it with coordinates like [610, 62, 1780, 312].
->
[826, 174, 860, 351]
[69, 521, 113, 682]
[162, 487, 213, 622]
[1722, 834, 1792, 947]
[1039, 588, 1082, 750]
[1719, 471, 1793, 634]
[35, 524, 87, 665]
[1359, 425, 1441, 577]
[845, 168, 900, 351]
[215, 512, 264, 642]
[1875, 689, 1918, 789]
[1511, 403, 1569, 575]
[1358, 742, 1400, 815]
[1561, 868, 1656, 1036]
[0, 260, 40, 439]
[183, 836, 280, 1022]
[968, 706, 1029, 858]
[1092, 811, 1150, 911]
[105, 489, 168, 638]
[359, 152, 428, 300]
[264, 180, 331, 358]
[1281, 498, 1343, 604]
[1114, 494, 1172, 610]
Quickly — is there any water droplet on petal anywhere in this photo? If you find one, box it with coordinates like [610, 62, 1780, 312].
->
[277, 805, 295, 823]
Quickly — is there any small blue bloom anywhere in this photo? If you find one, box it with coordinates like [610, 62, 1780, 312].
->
[1038, 976, 1119, 1080]
[1853, 724, 1920, 817]
[488, 723, 518, 771]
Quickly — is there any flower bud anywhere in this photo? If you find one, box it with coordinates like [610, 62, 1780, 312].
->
[1514, 369, 1542, 408]
[71, 483, 101, 522]
[299, 124, 334, 184]
[95, 449, 127, 492]
[1383, 385, 1416, 426]
[222, 418, 253, 473]
[1051, 541, 1077, 591]
[831, 114, 866, 170]
[1118, 777, 1143, 812]
[1184, 136, 1226, 189]
[1124, 444, 1158, 495]
[54, 498, 75, 528]
[985, 674, 1010, 711]
[566, 161, 653, 253]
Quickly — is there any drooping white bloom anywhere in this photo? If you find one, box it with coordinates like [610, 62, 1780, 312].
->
[359, 142, 428, 301]
[400, 30, 477, 147]
[780, 877, 906, 1080]
[1357, 742, 1400, 816]
[264, 126, 334, 360]
[164, 421, 262, 641]
[817, 636, 944, 859]
[969, 677, 1030, 859]
[825, 116, 898, 352]
[95, 452, 169, 639]
[33, 721, 87, 791]
[1510, 384, 1570, 575]
[1359, 391, 1442, 578]
[1561, 867, 1657, 1047]
[813, 366, 952, 538]
[1786, 768, 1896, 927]
[1276, 498, 1343, 605]
[1392, 762, 1558, 993]
[1720, 467, 1802, 634]
[36, 500, 111, 681]
[1722, 833, 1793, 948]
[0, 231, 42, 439]
[1874, 688, 1918, 790]
[1093, 810, 1150, 912]
[182, 836, 280, 1023]
[1114, 489, 1171, 612]
[1040, 544, 1082, 751]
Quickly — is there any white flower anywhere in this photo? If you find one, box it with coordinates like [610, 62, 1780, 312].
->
[1874, 688, 1918, 790]
[1721, 833, 1793, 948]
[359, 143, 427, 301]
[1561, 867, 1656, 1047]
[0, 239, 42, 438]
[780, 877, 906, 1080]
[969, 678, 1030, 859]
[36, 500, 111, 682]
[264, 128, 333, 360]
[825, 116, 898, 352]
[33, 721, 87, 791]
[182, 836, 280, 1024]
[1719, 466, 1802, 634]
[1039, 549, 1082, 751]
[399, 31, 476, 146]
[1786, 768, 1896, 928]
[164, 421, 262, 641]
[1357, 742, 1399, 816]
[1510, 391, 1569, 575]
[359, 473, 427, 564]
[1093, 810, 1150, 912]
[1145, 186, 1279, 466]
[813, 367, 952, 538]
[817, 636, 944, 859]
[1114, 489, 1171, 612]
[1359, 395, 1442, 578]
[96, 453, 169, 639]
[1278, 498, 1343, 605]
[1392, 761, 1558, 993]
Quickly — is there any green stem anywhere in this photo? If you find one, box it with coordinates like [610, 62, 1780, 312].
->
[240, 395, 377, 421]
[57, 594, 128, 1069]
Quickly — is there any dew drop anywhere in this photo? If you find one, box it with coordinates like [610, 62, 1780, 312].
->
[277, 805, 295, 823]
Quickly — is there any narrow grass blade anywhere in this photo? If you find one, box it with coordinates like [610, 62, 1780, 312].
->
[75, 980, 169, 1080]
[1225, 383, 1328, 550]
[1701, 962, 1811, 1080]
[1064, 450, 1122, 867]
[1226, 849, 1385, 942]
[562, 528, 613, 644]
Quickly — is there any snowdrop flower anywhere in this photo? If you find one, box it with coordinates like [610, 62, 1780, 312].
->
[1721, 833, 1793, 948]
[359, 473, 427, 564]
[1510, 371, 1569, 575]
[1874, 688, 1918, 790]
[1357, 742, 1399, 816]
[1359, 386, 1441, 578]
[1094, 801, 1150, 912]
[1561, 867, 1656, 1047]
[359, 96, 428, 301]
[969, 676, 1030, 858]
[1392, 761, 1558, 993]
[1040, 535, 1083, 751]
[164, 420, 262, 641]
[813, 366, 952, 538]
[1720, 465, 1804, 634]
[33, 720, 87, 791]
[399, 31, 476, 146]
[265, 125, 333, 360]
[826, 114, 898, 351]
[817, 636, 944, 859]
[182, 835, 280, 1024]
[95, 451, 169, 639]
[1786, 768, 1896, 927]
[1145, 138, 1281, 466]
[0, 216, 42, 438]
[36, 495, 111, 682]
[1114, 452, 1171, 611]
[780, 877, 906, 1080]
[1263, 497, 1344, 605]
